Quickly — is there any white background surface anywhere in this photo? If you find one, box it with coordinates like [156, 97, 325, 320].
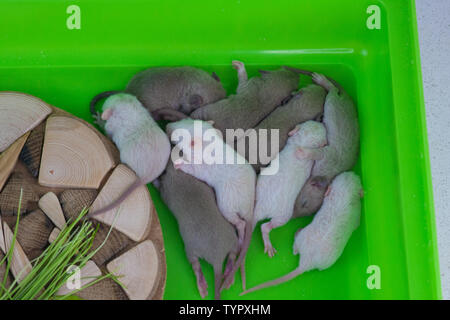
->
[416, 0, 450, 300]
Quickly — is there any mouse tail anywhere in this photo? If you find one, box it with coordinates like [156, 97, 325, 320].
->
[283, 66, 313, 77]
[213, 266, 222, 300]
[240, 267, 303, 295]
[240, 254, 247, 291]
[90, 90, 121, 117]
[150, 108, 188, 122]
[221, 220, 253, 291]
[282, 66, 343, 94]
[88, 179, 143, 217]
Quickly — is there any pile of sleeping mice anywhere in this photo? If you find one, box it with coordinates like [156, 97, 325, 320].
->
[89, 61, 363, 299]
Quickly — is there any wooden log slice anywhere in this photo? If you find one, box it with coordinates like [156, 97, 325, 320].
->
[2, 221, 33, 282]
[0, 93, 166, 300]
[19, 122, 45, 178]
[39, 116, 115, 189]
[75, 277, 128, 300]
[0, 92, 52, 152]
[90, 164, 152, 242]
[0, 172, 40, 215]
[57, 260, 102, 296]
[107, 240, 159, 300]
[38, 192, 66, 229]
[16, 209, 53, 260]
[0, 132, 29, 191]
[48, 228, 60, 244]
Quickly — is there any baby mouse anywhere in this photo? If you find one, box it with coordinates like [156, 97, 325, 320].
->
[190, 61, 299, 136]
[160, 163, 239, 300]
[89, 93, 170, 217]
[166, 118, 255, 246]
[90, 66, 226, 125]
[238, 83, 326, 171]
[242, 171, 363, 295]
[254, 120, 327, 257]
[166, 118, 256, 290]
[283, 69, 359, 218]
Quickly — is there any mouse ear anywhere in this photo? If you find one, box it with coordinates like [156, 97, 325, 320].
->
[288, 126, 300, 137]
[324, 186, 332, 197]
[294, 228, 303, 239]
[310, 176, 328, 190]
[258, 69, 271, 77]
[189, 94, 204, 107]
[206, 120, 215, 126]
[101, 108, 114, 120]
[211, 72, 220, 82]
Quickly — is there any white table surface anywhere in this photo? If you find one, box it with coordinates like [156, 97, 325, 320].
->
[416, 0, 450, 300]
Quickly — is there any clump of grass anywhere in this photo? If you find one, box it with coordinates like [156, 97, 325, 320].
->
[0, 189, 122, 300]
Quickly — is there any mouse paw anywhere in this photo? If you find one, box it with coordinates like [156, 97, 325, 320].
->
[223, 259, 236, 289]
[221, 276, 234, 291]
[93, 111, 106, 128]
[232, 60, 245, 71]
[173, 158, 185, 170]
[264, 243, 277, 258]
[197, 277, 208, 299]
[296, 148, 324, 161]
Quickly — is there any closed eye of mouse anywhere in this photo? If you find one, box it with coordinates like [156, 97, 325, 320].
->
[189, 94, 204, 109]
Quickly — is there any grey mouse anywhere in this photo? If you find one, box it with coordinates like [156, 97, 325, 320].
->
[159, 163, 239, 300]
[284, 68, 359, 218]
[238, 83, 326, 171]
[190, 61, 299, 136]
[90, 66, 226, 125]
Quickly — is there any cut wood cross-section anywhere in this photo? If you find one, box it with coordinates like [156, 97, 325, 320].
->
[2, 222, 32, 282]
[0, 92, 166, 299]
[57, 260, 102, 296]
[0, 132, 30, 191]
[39, 116, 115, 189]
[38, 192, 66, 229]
[48, 228, 60, 244]
[0, 217, 6, 253]
[19, 122, 45, 178]
[0, 92, 52, 152]
[107, 240, 159, 300]
[90, 164, 153, 242]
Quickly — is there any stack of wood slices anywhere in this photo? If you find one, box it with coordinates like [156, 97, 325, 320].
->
[0, 92, 166, 300]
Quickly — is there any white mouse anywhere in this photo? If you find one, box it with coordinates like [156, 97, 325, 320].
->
[254, 120, 327, 257]
[89, 93, 171, 217]
[242, 171, 363, 295]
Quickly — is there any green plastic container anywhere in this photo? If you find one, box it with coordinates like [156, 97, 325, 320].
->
[0, 0, 440, 299]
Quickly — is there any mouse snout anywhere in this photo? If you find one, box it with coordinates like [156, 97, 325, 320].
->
[319, 136, 328, 147]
